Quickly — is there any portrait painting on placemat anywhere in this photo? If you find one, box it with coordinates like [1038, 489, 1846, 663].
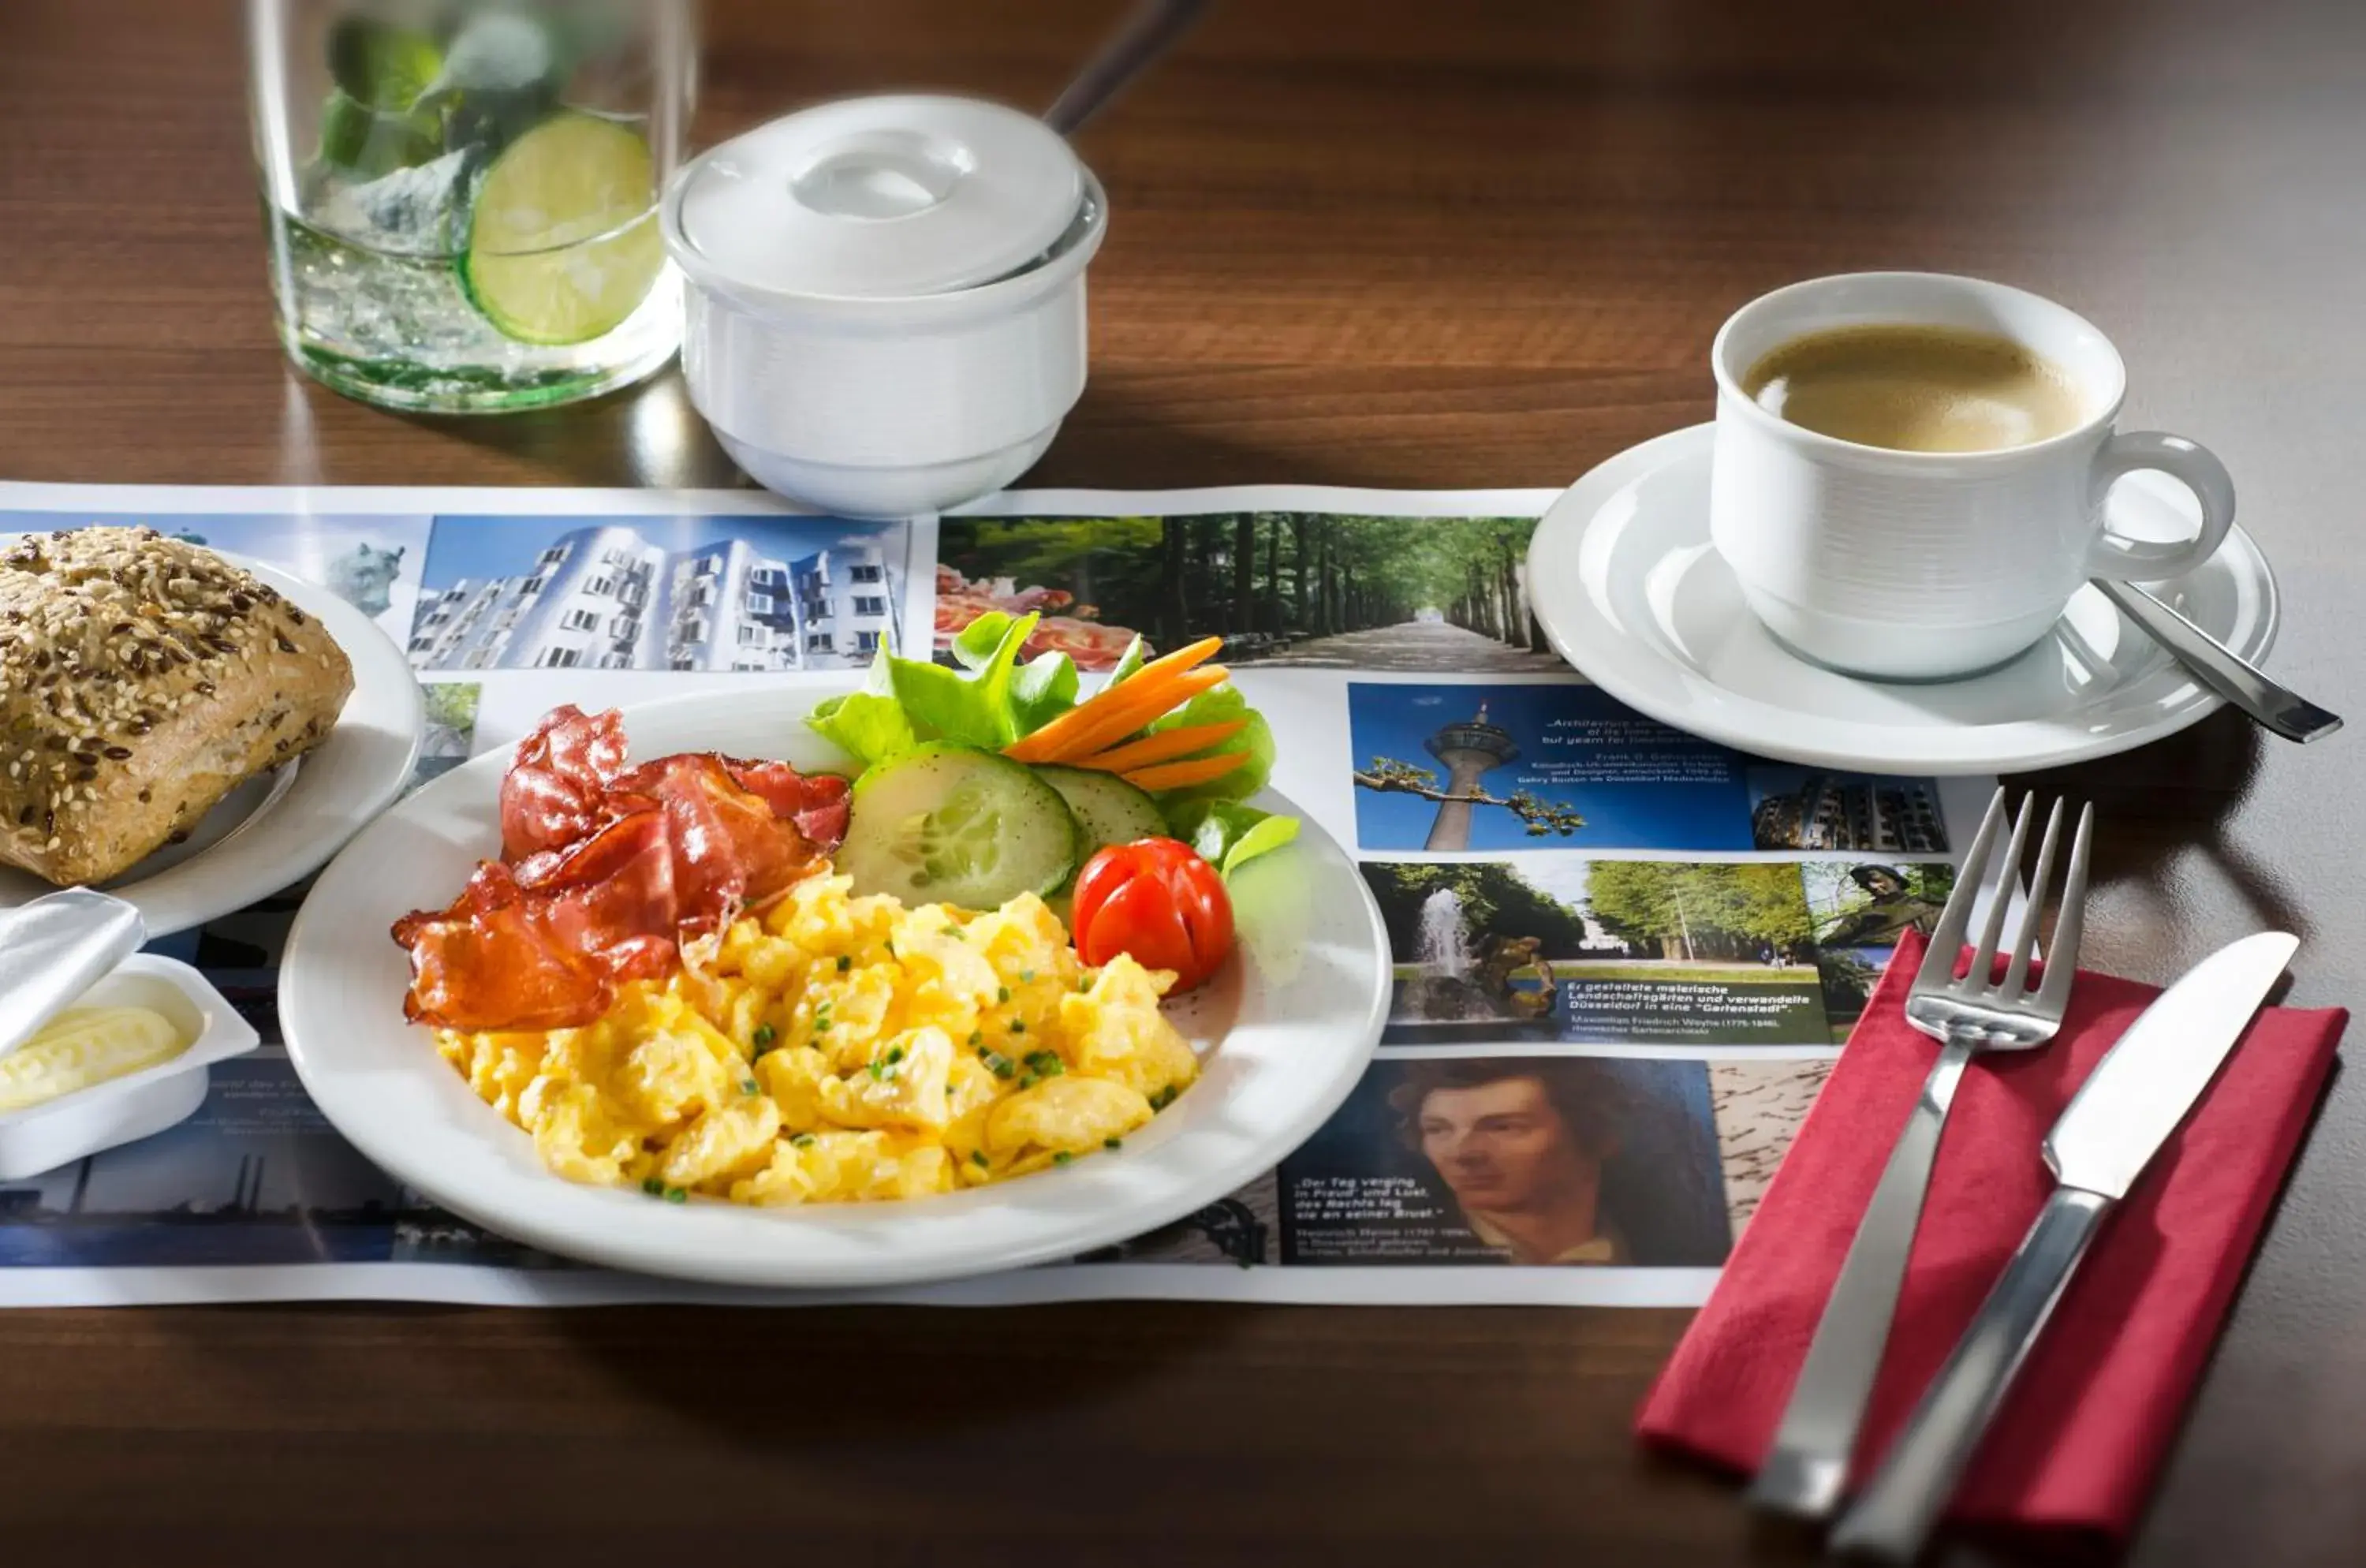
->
[1277, 1055, 1734, 1267]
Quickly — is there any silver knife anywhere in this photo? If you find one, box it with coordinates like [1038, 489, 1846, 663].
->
[1830, 930, 2300, 1562]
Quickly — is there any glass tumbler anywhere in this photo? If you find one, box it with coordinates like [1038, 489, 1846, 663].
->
[245, 0, 694, 413]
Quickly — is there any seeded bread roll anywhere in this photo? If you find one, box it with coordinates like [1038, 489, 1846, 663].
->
[0, 527, 354, 886]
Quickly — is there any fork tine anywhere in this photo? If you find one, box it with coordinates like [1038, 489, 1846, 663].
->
[1916, 787, 2005, 992]
[1965, 793, 2036, 991]
[1999, 797, 2065, 995]
[2036, 803, 2095, 1012]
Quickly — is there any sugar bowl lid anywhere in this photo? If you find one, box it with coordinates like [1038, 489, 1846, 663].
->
[670, 94, 1086, 301]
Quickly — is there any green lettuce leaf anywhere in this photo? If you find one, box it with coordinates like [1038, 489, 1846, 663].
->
[807, 608, 1080, 761]
[1166, 799, 1301, 878]
[950, 610, 1018, 672]
[1103, 635, 1149, 686]
[1010, 650, 1080, 734]
[806, 690, 916, 767]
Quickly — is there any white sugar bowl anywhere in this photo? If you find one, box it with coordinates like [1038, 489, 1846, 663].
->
[662, 94, 1108, 518]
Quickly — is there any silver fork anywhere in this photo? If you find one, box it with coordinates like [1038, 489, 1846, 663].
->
[1746, 786, 2094, 1521]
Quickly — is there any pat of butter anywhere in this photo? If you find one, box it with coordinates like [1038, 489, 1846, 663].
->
[0, 1005, 188, 1113]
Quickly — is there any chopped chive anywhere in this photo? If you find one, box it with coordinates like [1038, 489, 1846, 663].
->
[752, 1022, 777, 1051]
[1149, 1085, 1178, 1111]
[886, 1045, 906, 1066]
[1076, 977, 1092, 993]
[1103, 1137, 1123, 1151]
[968, 1030, 983, 1047]
[641, 1175, 664, 1195]
[1009, 1019, 1026, 1035]
[791, 1132, 815, 1147]
[1052, 1151, 1073, 1166]
[1019, 1073, 1039, 1090]
[741, 1078, 760, 1096]
[970, 1149, 989, 1170]
[996, 984, 1011, 1003]
[664, 1186, 688, 1204]
[1020, 969, 1035, 984]
[836, 954, 853, 972]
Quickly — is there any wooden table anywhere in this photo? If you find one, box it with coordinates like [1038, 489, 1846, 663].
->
[2, 2, 2360, 1561]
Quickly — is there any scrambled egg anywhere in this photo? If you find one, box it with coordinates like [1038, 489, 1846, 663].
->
[435, 874, 1200, 1205]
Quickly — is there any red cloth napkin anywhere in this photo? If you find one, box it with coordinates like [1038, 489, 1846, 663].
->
[1638, 928, 2346, 1545]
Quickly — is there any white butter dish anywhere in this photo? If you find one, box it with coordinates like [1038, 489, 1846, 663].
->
[0, 954, 262, 1181]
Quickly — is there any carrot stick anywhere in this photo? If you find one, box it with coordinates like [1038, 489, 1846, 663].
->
[1037, 667, 1229, 763]
[1119, 636, 1224, 688]
[1121, 753, 1248, 792]
[1003, 638, 1222, 763]
[1069, 719, 1248, 774]
[1008, 666, 1226, 763]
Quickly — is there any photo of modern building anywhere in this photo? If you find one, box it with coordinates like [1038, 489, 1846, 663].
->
[406, 515, 906, 673]
[1745, 766, 1947, 854]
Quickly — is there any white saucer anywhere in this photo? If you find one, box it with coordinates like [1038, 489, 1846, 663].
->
[1526, 424, 2278, 775]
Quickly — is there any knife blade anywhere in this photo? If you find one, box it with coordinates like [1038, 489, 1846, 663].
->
[2045, 931, 2302, 1197]
[1830, 930, 2298, 1562]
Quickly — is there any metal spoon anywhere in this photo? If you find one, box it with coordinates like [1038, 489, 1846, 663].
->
[2095, 577, 2342, 743]
[1044, 0, 1211, 136]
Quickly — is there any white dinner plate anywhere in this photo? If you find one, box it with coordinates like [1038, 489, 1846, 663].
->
[278, 686, 1391, 1290]
[0, 557, 425, 935]
[1527, 424, 2279, 775]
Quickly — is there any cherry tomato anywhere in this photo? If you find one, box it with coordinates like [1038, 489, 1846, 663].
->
[1070, 837, 1235, 991]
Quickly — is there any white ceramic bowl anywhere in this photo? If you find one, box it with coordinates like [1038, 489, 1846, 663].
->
[662, 94, 1108, 519]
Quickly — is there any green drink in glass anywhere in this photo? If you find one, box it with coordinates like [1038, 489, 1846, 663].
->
[245, 0, 693, 413]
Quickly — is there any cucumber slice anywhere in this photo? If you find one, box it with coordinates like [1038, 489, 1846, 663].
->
[1035, 766, 1166, 853]
[839, 745, 1080, 909]
[459, 112, 663, 345]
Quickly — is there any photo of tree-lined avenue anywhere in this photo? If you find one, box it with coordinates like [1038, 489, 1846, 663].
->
[936, 512, 1562, 670]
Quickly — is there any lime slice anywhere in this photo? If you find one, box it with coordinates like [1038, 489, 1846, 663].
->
[459, 113, 663, 345]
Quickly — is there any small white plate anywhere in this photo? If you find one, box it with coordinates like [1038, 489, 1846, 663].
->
[278, 686, 1390, 1289]
[1527, 424, 2278, 775]
[0, 558, 426, 935]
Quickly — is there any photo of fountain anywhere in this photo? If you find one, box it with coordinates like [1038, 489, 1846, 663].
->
[1390, 886, 1561, 1045]
[1361, 858, 1837, 1048]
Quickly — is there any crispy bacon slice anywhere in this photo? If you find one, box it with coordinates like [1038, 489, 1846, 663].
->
[396, 707, 846, 1032]
[718, 758, 850, 849]
[500, 704, 631, 861]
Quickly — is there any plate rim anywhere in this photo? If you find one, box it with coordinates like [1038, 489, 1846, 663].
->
[1528, 424, 2278, 775]
[0, 555, 426, 935]
[278, 683, 1391, 1289]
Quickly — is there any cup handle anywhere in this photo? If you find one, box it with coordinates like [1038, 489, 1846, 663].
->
[2086, 431, 2237, 581]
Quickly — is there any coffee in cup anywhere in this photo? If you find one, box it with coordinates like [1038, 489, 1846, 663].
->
[1707, 273, 2236, 682]
[1740, 323, 2086, 454]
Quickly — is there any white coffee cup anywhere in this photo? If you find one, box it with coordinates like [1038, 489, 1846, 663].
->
[1707, 272, 2235, 681]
